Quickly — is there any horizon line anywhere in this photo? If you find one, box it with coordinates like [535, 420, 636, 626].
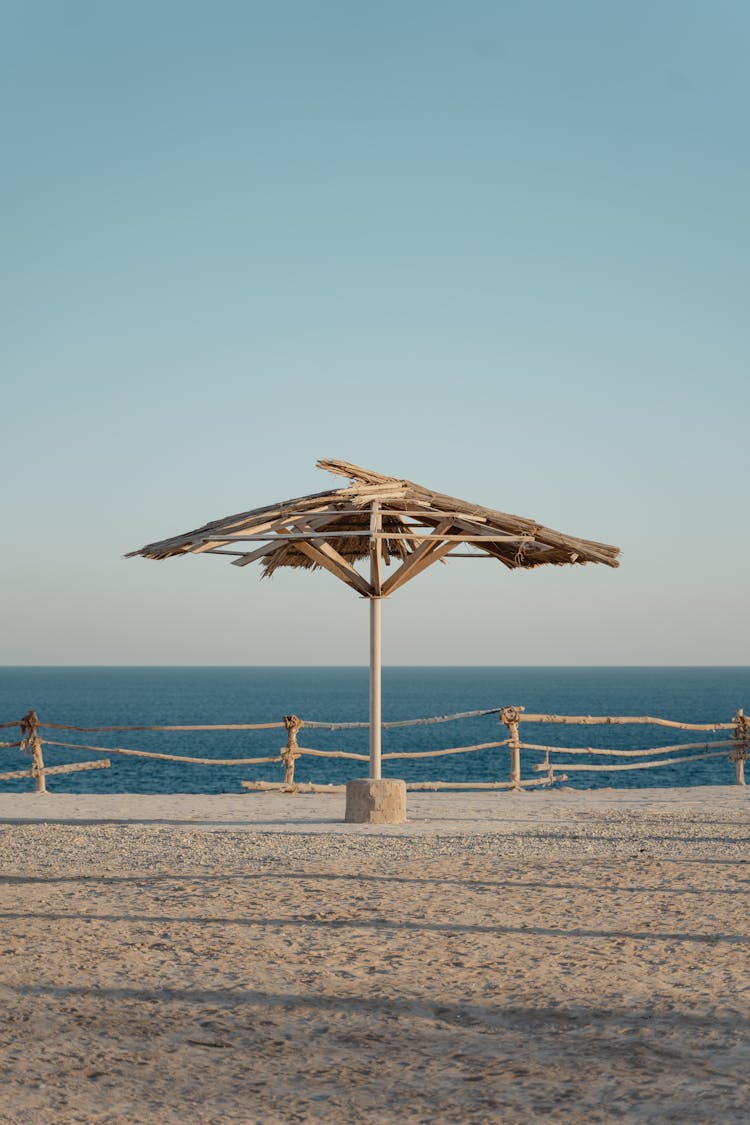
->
[1, 664, 748, 671]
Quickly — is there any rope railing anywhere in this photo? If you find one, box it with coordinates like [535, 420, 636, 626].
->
[302, 708, 501, 730]
[42, 740, 283, 767]
[0, 711, 112, 790]
[518, 739, 737, 757]
[30, 721, 286, 732]
[517, 713, 735, 730]
[0, 704, 747, 794]
[515, 707, 748, 788]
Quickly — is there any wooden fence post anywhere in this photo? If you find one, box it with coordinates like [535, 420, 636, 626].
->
[500, 706, 523, 791]
[281, 715, 303, 785]
[732, 709, 748, 786]
[20, 710, 46, 794]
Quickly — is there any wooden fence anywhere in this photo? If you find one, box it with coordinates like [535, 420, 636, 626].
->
[1, 705, 747, 794]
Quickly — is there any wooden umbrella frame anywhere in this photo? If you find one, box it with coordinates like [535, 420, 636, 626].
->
[127, 459, 621, 780]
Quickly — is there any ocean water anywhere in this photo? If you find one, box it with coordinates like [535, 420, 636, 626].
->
[0, 666, 747, 794]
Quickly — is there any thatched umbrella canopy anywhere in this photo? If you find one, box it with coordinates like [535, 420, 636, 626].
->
[127, 459, 620, 777]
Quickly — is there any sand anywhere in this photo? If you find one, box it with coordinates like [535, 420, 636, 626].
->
[1, 787, 749, 1123]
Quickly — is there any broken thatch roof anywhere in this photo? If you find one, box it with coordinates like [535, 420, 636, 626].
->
[127, 459, 620, 598]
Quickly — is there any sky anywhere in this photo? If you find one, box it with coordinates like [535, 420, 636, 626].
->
[2, 0, 748, 666]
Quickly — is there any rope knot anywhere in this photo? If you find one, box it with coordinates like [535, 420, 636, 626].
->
[19, 710, 38, 756]
[732, 709, 748, 762]
[283, 714, 303, 738]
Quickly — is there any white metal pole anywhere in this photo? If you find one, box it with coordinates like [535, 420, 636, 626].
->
[369, 595, 382, 780]
[368, 499, 383, 782]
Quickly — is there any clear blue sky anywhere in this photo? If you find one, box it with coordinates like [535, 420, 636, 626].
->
[2, 1, 748, 665]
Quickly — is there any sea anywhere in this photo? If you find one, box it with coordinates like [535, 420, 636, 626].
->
[1, 667, 748, 795]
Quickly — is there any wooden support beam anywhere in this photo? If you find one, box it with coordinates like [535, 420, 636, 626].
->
[381, 521, 457, 597]
[293, 540, 373, 597]
[381, 539, 456, 597]
[231, 541, 288, 568]
[370, 501, 382, 597]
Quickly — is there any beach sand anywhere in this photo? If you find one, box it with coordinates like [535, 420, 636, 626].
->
[1, 787, 749, 1123]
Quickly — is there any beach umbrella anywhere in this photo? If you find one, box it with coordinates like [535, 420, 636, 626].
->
[127, 459, 621, 780]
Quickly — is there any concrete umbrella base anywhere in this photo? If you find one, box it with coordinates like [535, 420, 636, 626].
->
[344, 779, 407, 824]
